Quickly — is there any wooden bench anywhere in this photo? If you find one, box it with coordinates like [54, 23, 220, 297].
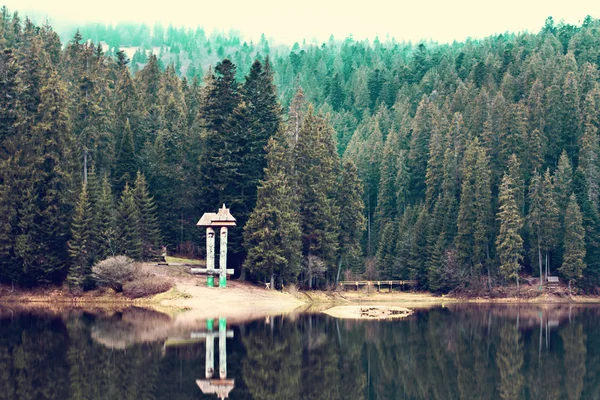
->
[547, 276, 559, 289]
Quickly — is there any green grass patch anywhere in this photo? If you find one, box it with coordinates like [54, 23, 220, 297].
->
[166, 256, 205, 265]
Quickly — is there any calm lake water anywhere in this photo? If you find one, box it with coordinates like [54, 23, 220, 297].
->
[0, 304, 599, 400]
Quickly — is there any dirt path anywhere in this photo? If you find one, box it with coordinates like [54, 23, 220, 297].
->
[146, 264, 305, 323]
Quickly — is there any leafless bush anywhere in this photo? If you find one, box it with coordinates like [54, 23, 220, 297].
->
[92, 256, 136, 292]
[285, 283, 300, 297]
[122, 276, 173, 299]
[92, 257, 172, 298]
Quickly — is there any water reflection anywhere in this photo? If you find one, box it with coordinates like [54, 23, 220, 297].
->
[165, 318, 235, 399]
[0, 305, 599, 399]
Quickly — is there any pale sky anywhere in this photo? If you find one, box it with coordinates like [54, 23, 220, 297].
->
[6, 0, 600, 45]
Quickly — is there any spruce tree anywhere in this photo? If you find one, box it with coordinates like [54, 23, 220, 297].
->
[541, 169, 560, 280]
[96, 175, 117, 260]
[113, 119, 137, 194]
[16, 68, 75, 284]
[456, 138, 491, 280]
[294, 106, 340, 287]
[244, 133, 301, 288]
[527, 170, 544, 282]
[133, 171, 161, 260]
[337, 160, 366, 280]
[496, 172, 524, 292]
[559, 194, 586, 291]
[376, 220, 398, 279]
[116, 184, 142, 260]
[579, 91, 600, 207]
[67, 182, 94, 291]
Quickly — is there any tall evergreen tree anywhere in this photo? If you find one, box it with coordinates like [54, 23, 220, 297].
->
[527, 170, 545, 282]
[67, 181, 94, 291]
[96, 175, 117, 260]
[496, 172, 524, 292]
[244, 133, 301, 288]
[14, 68, 75, 285]
[541, 169, 561, 280]
[294, 106, 340, 287]
[559, 194, 586, 291]
[115, 184, 142, 260]
[133, 171, 161, 260]
[113, 119, 137, 194]
[337, 160, 366, 280]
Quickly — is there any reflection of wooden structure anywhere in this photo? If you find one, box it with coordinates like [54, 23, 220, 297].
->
[194, 318, 235, 400]
[339, 280, 417, 292]
[193, 205, 236, 288]
[163, 318, 235, 400]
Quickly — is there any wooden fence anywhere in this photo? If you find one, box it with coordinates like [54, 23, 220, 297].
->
[338, 280, 417, 292]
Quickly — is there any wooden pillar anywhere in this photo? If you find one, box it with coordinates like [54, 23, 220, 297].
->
[206, 228, 215, 287]
[205, 320, 215, 379]
[219, 318, 227, 379]
[219, 227, 228, 288]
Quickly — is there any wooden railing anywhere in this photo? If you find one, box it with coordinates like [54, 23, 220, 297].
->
[338, 280, 417, 292]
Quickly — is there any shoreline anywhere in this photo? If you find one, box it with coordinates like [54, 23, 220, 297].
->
[2, 284, 600, 308]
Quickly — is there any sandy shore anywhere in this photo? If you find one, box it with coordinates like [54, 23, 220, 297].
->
[2, 263, 600, 325]
[323, 305, 413, 319]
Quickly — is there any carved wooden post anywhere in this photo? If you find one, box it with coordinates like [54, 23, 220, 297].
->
[219, 318, 227, 379]
[205, 319, 215, 378]
[219, 227, 228, 288]
[206, 227, 215, 287]
[195, 205, 236, 288]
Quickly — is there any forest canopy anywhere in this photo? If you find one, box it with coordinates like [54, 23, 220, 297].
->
[1, 7, 600, 292]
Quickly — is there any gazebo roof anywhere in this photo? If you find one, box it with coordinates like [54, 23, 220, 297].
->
[197, 204, 237, 227]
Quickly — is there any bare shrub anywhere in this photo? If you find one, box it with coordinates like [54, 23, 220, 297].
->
[122, 276, 173, 299]
[285, 283, 300, 297]
[303, 255, 327, 288]
[92, 256, 136, 292]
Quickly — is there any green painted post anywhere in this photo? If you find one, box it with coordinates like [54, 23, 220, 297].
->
[219, 317, 226, 331]
[207, 319, 214, 331]
[219, 275, 227, 288]
[207, 275, 214, 287]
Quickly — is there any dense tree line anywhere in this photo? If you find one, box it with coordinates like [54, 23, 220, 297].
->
[0, 9, 364, 289]
[4, 8, 600, 291]
[68, 14, 600, 292]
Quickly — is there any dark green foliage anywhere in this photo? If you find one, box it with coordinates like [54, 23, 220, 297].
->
[337, 160, 366, 278]
[559, 194, 586, 288]
[243, 133, 301, 287]
[294, 107, 341, 287]
[113, 119, 137, 194]
[133, 172, 161, 260]
[116, 184, 142, 260]
[3, 12, 600, 291]
[496, 172, 524, 290]
[68, 182, 94, 290]
[95, 175, 117, 259]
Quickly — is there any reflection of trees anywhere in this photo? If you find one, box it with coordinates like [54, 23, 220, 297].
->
[0, 306, 599, 400]
[242, 320, 301, 400]
[560, 323, 586, 400]
[0, 342, 15, 400]
[496, 322, 524, 400]
[456, 324, 494, 400]
[300, 316, 342, 400]
[66, 316, 163, 400]
[4, 316, 70, 400]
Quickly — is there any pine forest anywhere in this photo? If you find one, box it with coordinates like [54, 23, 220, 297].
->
[2, 8, 600, 293]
